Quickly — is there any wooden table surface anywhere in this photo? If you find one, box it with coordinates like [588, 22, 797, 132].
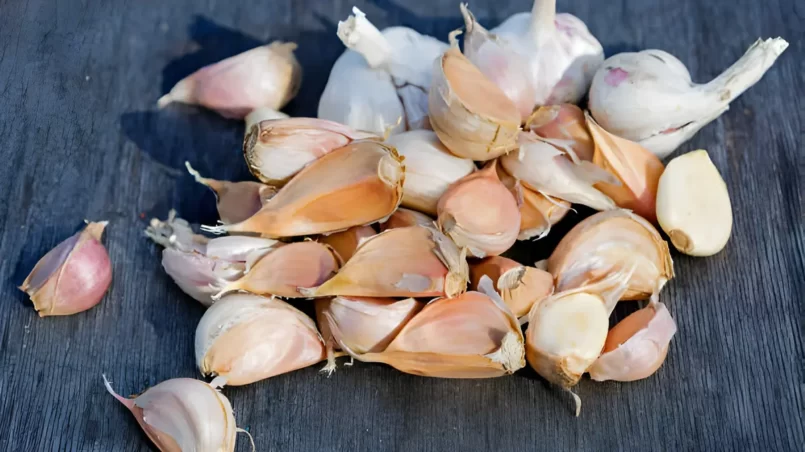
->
[1, 0, 802, 450]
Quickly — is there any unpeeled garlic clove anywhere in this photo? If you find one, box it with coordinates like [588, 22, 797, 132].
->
[185, 162, 276, 225]
[656, 150, 732, 256]
[243, 118, 379, 185]
[588, 302, 677, 382]
[385, 130, 475, 215]
[301, 226, 468, 299]
[322, 296, 422, 355]
[526, 104, 594, 162]
[547, 209, 674, 301]
[203, 140, 405, 238]
[158, 42, 302, 119]
[379, 208, 434, 231]
[437, 161, 520, 258]
[496, 163, 570, 240]
[20, 221, 112, 317]
[470, 256, 553, 318]
[245, 107, 289, 131]
[586, 113, 665, 223]
[329, 275, 524, 378]
[318, 225, 375, 262]
[195, 294, 325, 386]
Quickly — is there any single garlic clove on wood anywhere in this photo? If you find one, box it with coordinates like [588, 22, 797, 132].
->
[318, 225, 376, 262]
[379, 208, 435, 231]
[322, 296, 422, 355]
[195, 294, 325, 386]
[588, 302, 677, 382]
[185, 162, 276, 225]
[20, 221, 112, 317]
[526, 104, 594, 162]
[203, 140, 405, 238]
[437, 161, 521, 258]
[470, 256, 553, 318]
[301, 226, 468, 299]
[243, 118, 379, 185]
[385, 130, 475, 215]
[496, 163, 570, 240]
[656, 150, 732, 256]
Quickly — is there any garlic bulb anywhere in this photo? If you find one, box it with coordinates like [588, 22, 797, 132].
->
[385, 130, 475, 215]
[379, 208, 434, 231]
[496, 163, 570, 240]
[526, 104, 593, 162]
[437, 161, 520, 257]
[243, 118, 378, 185]
[318, 7, 448, 134]
[548, 209, 674, 301]
[586, 113, 665, 223]
[202, 141, 404, 238]
[330, 276, 525, 378]
[470, 256, 553, 318]
[103, 376, 248, 452]
[195, 294, 325, 386]
[589, 302, 677, 382]
[428, 39, 521, 161]
[185, 162, 276, 225]
[321, 296, 422, 354]
[301, 226, 468, 299]
[158, 42, 301, 119]
[461, 1, 603, 118]
[20, 221, 111, 317]
[656, 150, 732, 256]
[318, 225, 376, 262]
[589, 38, 788, 158]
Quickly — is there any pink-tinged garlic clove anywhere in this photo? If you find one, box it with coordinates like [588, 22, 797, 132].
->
[322, 296, 422, 355]
[318, 225, 376, 262]
[185, 162, 276, 225]
[160, 249, 245, 307]
[379, 208, 435, 231]
[495, 163, 570, 240]
[526, 104, 594, 162]
[470, 256, 554, 318]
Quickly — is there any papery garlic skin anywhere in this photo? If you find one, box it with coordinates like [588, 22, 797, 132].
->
[322, 296, 422, 354]
[527, 104, 594, 162]
[158, 42, 302, 119]
[319, 225, 376, 262]
[656, 150, 732, 256]
[496, 163, 570, 240]
[470, 256, 553, 318]
[186, 162, 276, 225]
[20, 221, 112, 317]
[195, 294, 325, 386]
[380, 208, 435, 231]
[161, 249, 244, 307]
[386, 130, 475, 215]
[589, 38, 788, 158]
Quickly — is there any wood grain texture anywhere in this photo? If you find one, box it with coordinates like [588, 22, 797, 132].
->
[0, 0, 802, 450]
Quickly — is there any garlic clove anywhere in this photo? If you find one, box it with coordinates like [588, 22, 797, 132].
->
[437, 161, 520, 258]
[301, 226, 468, 299]
[243, 117, 379, 185]
[195, 294, 325, 386]
[526, 104, 594, 162]
[547, 209, 674, 301]
[656, 150, 732, 256]
[322, 296, 422, 354]
[588, 302, 677, 382]
[318, 225, 376, 262]
[203, 140, 404, 238]
[245, 107, 289, 131]
[496, 163, 570, 240]
[585, 113, 665, 223]
[470, 256, 553, 318]
[379, 207, 435, 231]
[20, 221, 112, 317]
[385, 130, 475, 215]
[161, 248, 244, 307]
[185, 162, 276, 225]
[158, 42, 302, 119]
[144, 210, 208, 254]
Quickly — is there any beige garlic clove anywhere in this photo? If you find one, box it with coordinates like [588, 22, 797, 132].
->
[548, 209, 674, 301]
[243, 117, 379, 185]
[185, 162, 276, 225]
[656, 150, 732, 256]
[318, 225, 376, 262]
[203, 140, 404, 238]
[245, 107, 289, 131]
[301, 226, 468, 299]
[470, 256, 553, 318]
[379, 208, 435, 231]
[428, 40, 521, 161]
[527, 104, 594, 162]
[158, 42, 301, 119]
[385, 130, 476, 215]
[589, 302, 677, 382]
[195, 294, 325, 386]
[585, 113, 665, 223]
[20, 221, 112, 317]
[437, 161, 520, 257]
[322, 296, 422, 355]
[496, 163, 570, 240]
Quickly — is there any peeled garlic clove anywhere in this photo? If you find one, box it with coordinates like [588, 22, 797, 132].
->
[302, 226, 468, 298]
[589, 302, 677, 382]
[385, 130, 475, 215]
[586, 113, 665, 223]
[428, 41, 521, 161]
[548, 209, 674, 301]
[203, 141, 404, 238]
[379, 208, 434, 231]
[323, 296, 422, 354]
[103, 376, 244, 451]
[185, 162, 276, 224]
[470, 256, 553, 318]
[158, 42, 301, 119]
[20, 222, 112, 317]
[656, 150, 732, 256]
[318, 225, 375, 262]
[526, 104, 594, 162]
[243, 118, 379, 185]
[196, 294, 325, 386]
[245, 107, 289, 131]
[496, 164, 570, 240]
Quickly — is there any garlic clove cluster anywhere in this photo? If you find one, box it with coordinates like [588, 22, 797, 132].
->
[20, 221, 112, 317]
[185, 162, 276, 225]
[470, 256, 553, 318]
[318, 225, 376, 262]
[526, 104, 594, 162]
[158, 42, 301, 119]
[496, 163, 570, 240]
[380, 207, 435, 231]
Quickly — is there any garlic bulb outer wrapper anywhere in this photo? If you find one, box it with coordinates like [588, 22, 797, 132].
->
[158, 42, 301, 119]
[185, 162, 276, 225]
[380, 208, 435, 231]
[322, 296, 423, 354]
[470, 256, 553, 318]
[20, 221, 111, 317]
[195, 294, 325, 386]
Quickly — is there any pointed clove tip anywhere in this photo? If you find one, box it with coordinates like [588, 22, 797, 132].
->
[102, 374, 135, 410]
[156, 94, 173, 108]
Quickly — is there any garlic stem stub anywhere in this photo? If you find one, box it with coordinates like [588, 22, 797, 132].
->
[20, 221, 112, 317]
[158, 42, 302, 119]
[318, 225, 376, 262]
[470, 256, 554, 318]
[322, 296, 423, 354]
[656, 150, 733, 256]
[496, 163, 570, 240]
[185, 162, 276, 225]
[526, 104, 594, 162]
[195, 294, 325, 386]
[379, 207, 435, 231]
